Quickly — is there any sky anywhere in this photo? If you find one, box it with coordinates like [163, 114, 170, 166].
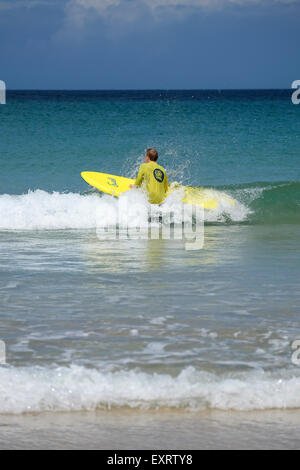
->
[0, 0, 299, 89]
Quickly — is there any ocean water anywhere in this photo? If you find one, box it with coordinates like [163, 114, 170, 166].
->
[0, 90, 300, 417]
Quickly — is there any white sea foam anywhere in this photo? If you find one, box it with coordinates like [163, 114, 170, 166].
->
[143, 342, 167, 354]
[0, 189, 248, 231]
[1, 365, 300, 414]
[150, 317, 168, 325]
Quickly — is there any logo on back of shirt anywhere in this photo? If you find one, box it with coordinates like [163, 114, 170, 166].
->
[153, 169, 164, 183]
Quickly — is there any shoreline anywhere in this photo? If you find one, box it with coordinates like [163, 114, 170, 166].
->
[1, 408, 300, 450]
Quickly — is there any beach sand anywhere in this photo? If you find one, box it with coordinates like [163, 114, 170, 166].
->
[0, 409, 299, 450]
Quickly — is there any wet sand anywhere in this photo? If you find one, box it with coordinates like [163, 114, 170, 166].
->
[0, 409, 299, 450]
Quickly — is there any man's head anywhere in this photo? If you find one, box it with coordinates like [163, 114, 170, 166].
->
[145, 148, 158, 163]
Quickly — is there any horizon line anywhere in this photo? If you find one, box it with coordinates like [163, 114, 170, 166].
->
[6, 88, 293, 92]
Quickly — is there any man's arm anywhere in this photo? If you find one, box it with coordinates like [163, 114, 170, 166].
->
[131, 164, 145, 188]
[164, 173, 168, 193]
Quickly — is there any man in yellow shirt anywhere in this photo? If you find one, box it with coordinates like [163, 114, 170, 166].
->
[130, 148, 168, 204]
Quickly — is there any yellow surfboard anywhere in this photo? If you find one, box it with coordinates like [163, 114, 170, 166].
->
[81, 172, 236, 210]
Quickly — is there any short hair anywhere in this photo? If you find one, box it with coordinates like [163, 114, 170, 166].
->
[146, 148, 159, 162]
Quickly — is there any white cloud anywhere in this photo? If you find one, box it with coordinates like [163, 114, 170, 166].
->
[62, 0, 143, 31]
[1, 0, 297, 13]
[1, 0, 297, 16]
[0, 0, 60, 11]
[74, 0, 121, 11]
[60, 0, 300, 31]
[68, 0, 300, 13]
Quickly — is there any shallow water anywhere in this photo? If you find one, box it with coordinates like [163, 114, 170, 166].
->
[0, 224, 299, 414]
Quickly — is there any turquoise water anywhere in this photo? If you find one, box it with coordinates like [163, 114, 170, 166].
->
[0, 90, 300, 414]
[2, 90, 299, 191]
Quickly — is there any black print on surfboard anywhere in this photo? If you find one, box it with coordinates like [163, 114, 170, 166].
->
[107, 177, 119, 188]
